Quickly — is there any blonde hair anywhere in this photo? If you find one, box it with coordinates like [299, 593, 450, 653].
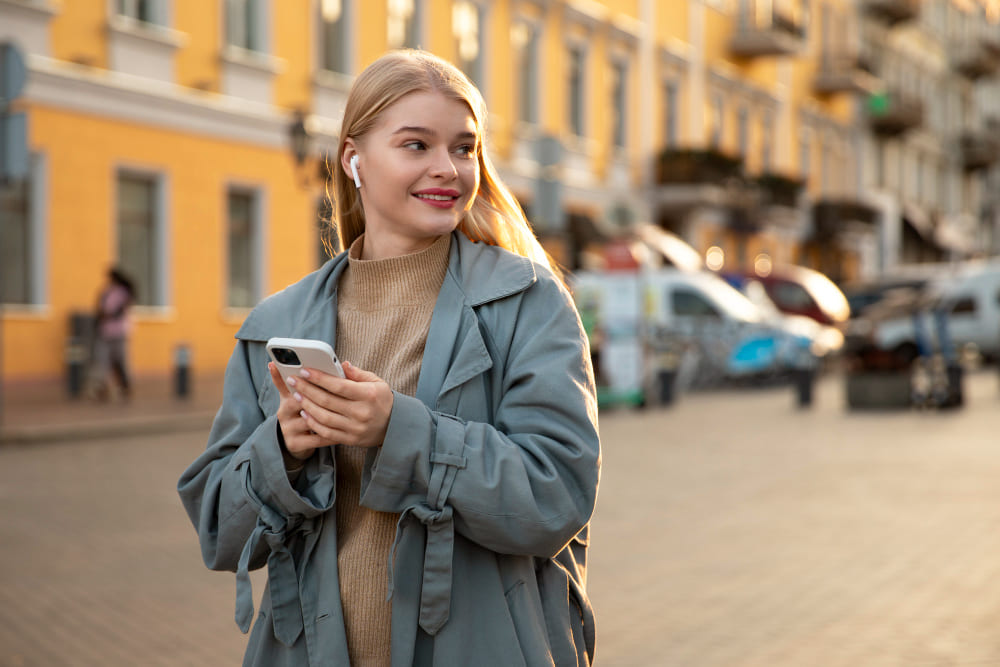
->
[327, 50, 553, 272]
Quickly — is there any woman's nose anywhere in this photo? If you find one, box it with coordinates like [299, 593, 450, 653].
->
[428, 148, 458, 178]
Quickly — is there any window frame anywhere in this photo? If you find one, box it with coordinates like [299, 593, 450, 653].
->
[225, 0, 268, 54]
[453, 0, 488, 94]
[512, 18, 540, 126]
[318, 0, 353, 75]
[0, 152, 47, 308]
[566, 40, 588, 139]
[387, 0, 425, 50]
[224, 185, 266, 311]
[115, 168, 169, 310]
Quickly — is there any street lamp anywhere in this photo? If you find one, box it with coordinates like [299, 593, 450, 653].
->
[289, 110, 310, 168]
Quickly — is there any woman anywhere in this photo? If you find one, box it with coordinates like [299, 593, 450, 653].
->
[178, 50, 600, 667]
[91, 267, 135, 401]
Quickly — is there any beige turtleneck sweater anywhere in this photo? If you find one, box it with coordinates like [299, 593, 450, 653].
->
[333, 232, 451, 666]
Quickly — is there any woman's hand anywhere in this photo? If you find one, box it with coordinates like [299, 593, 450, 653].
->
[268, 361, 394, 459]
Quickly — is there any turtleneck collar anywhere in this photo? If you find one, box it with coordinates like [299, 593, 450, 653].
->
[340, 233, 452, 310]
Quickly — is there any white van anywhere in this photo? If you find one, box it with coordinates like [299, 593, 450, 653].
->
[858, 261, 1000, 361]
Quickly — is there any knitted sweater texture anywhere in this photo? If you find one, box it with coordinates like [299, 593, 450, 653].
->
[334, 233, 451, 666]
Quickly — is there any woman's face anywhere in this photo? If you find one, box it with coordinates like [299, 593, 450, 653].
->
[346, 90, 480, 259]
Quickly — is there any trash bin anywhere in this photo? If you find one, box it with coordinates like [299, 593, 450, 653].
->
[66, 312, 96, 398]
[175, 344, 191, 399]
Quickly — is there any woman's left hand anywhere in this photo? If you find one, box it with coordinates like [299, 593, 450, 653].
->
[288, 361, 394, 448]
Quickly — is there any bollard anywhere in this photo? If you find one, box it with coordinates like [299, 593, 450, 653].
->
[941, 362, 963, 409]
[657, 369, 676, 406]
[174, 344, 191, 399]
[66, 337, 87, 398]
[794, 367, 814, 408]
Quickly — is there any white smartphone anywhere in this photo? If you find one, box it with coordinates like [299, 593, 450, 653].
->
[266, 337, 345, 385]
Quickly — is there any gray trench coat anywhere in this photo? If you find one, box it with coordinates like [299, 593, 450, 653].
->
[178, 232, 601, 666]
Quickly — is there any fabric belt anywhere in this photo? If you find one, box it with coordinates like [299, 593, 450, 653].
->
[386, 415, 467, 635]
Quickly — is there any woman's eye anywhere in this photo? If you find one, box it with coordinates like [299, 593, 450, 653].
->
[403, 141, 426, 151]
[455, 144, 476, 157]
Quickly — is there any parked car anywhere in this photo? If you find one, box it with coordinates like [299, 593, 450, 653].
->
[732, 265, 851, 327]
[641, 270, 815, 383]
[841, 276, 931, 320]
[844, 261, 1000, 364]
[736, 279, 845, 358]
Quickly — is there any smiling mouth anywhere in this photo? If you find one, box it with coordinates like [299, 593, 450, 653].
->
[415, 193, 458, 201]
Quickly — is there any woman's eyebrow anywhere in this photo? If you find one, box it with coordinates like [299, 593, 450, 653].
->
[392, 126, 478, 142]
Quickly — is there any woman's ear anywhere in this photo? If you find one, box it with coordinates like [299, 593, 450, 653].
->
[341, 140, 360, 188]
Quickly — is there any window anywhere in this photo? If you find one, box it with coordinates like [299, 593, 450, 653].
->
[227, 189, 261, 309]
[761, 112, 773, 171]
[737, 105, 749, 158]
[611, 59, 628, 149]
[0, 165, 37, 305]
[388, 0, 422, 49]
[568, 43, 586, 137]
[117, 0, 163, 25]
[672, 289, 721, 318]
[663, 80, 679, 148]
[117, 173, 163, 307]
[320, 0, 349, 74]
[771, 282, 813, 310]
[950, 296, 976, 316]
[799, 127, 811, 179]
[226, 0, 265, 52]
[512, 21, 539, 125]
[453, 1, 484, 88]
[709, 93, 724, 148]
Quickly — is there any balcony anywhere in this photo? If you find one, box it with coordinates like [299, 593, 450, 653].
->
[867, 89, 923, 136]
[951, 40, 1000, 80]
[863, 0, 919, 26]
[655, 148, 744, 184]
[653, 148, 751, 212]
[959, 129, 1000, 171]
[729, 7, 806, 58]
[812, 198, 879, 240]
[814, 53, 881, 96]
[755, 172, 804, 209]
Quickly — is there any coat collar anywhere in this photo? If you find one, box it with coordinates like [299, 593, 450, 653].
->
[235, 232, 537, 344]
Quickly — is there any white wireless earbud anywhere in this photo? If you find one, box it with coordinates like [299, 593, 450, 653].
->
[350, 155, 361, 189]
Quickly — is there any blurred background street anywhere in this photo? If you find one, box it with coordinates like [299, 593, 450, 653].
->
[6, 1, 1000, 665]
[1, 369, 999, 666]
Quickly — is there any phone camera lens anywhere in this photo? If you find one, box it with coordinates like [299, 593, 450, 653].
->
[272, 347, 300, 366]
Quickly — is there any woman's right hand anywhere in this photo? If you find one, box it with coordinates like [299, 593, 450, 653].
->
[268, 362, 334, 462]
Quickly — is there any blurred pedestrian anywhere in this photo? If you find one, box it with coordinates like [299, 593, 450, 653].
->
[178, 50, 600, 667]
[91, 267, 134, 401]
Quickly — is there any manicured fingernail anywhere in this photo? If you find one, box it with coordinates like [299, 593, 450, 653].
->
[299, 369, 311, 378]
[294, 392, 303, 402]
[286, 377, 296, 387]
[299, 410, 308, 419]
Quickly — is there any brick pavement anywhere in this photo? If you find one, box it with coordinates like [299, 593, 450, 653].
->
[588, 368, 1000, 666]
[0, 369, 999, 665]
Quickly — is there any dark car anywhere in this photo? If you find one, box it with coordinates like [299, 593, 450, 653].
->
[725, 266, 851, 327]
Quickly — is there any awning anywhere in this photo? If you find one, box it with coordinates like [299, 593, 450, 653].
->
[634, 223, 704, 272]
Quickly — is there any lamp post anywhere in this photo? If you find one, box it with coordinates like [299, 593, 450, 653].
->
[289, 110, 311, 186]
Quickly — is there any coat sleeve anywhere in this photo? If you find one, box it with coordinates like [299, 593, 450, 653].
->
[360, 273, 601, 559]
[177, 339, 336, 573]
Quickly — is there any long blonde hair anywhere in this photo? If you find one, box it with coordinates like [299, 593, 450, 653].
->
[327, 50, 553, 271]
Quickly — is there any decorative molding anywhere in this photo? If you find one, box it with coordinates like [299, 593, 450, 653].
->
[107, 15, 186, 83]
[0, 0, 57, 56]
[24, 54, 293, 150]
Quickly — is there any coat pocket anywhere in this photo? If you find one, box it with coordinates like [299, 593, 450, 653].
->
[504, 579, 556, 667]
[536, 559, 592, 667]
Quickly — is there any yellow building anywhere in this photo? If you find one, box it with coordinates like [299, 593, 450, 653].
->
[0, 0, 864, 383]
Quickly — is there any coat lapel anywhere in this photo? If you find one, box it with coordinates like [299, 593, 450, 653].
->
[415, 244, 494, 411]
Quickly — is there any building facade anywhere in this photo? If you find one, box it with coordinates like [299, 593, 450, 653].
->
[0, 0, 996, 383]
